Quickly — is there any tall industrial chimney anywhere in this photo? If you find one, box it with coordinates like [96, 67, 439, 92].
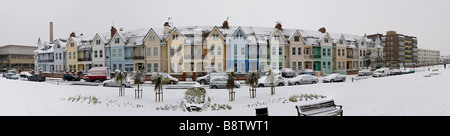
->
[50, 22, 54, 41]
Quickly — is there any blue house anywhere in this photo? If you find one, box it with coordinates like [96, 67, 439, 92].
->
[227, 27, 248, 74]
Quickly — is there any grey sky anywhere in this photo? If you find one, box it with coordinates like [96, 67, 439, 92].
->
[1, 0, 449, 55]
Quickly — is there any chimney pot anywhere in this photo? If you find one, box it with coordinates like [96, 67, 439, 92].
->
[275, 23, 282, 30]
[319, 27, 326, 33]
[70, 32, 76, 38]
[111, 26, 117, 38]
[222, 20, 229, 29]
[163, 22, 171, 34]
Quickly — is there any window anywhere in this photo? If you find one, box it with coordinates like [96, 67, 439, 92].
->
[99, 50, 103, 58]
[69, 65, 72, 72]
[170, 63, 175, 73]
[170, 47, 174, 56]
[94, 50, 98, 58]
[327, 49, 331, 56]
[338, 49, 341, 56]
[274, 35, 280, 40]
[153, 47, 158, 56]
[306, 48, 309, 54]
[294, 36, 300, 42]
[173, 34, 178, 40]
[234, 63, 238, 72]
[96, 40, 101, 45]
[272, 47, 276, 55]
[112, 49, 117, 57]
[115, 38, 120, 44]
[113, 64, 117, 71]
[323, 62, 326, 69]
[217, 46, 222, 56]
[236, 34, 243, 40]
[150, 36, 155, 41]
[292, 47, 296, 55]
[298, 62, 302, 70]
[177, 46, 182, 56]
[325, 38, 329, 43]
[279, 62, 283, 70]
[70, 43, 74, 47]
[213, 34, 219, 40]
[211, 63, 215, 70]
[154, 63, 158, 72]
[73, 52, 76, 59]
[137, 49, 142, 56]
[118, 49, 123, 57]
[210, 45, 215, 55]
[59, 53, 62, 60]
[279, 47, 282, 55]
[241, 62, 245, 73]
[338, 61, 341, 69]
[322, 49, 326, 56]
[292, 62, 296, 70]
[298, 47, 301, 56]
[241, 47, 245, 56]
[342, 49, 345, 57]
[147, 64, 152, 73]
[234, 45, 237, 56]
[363, 50, 366, 56]
[177, 63, 182, 73]
[339, 40, 343, 44]
[360, 50, 362, 56]
[217, 63, 222, 72]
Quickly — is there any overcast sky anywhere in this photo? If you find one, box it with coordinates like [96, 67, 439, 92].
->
[1, 0, 449, 55]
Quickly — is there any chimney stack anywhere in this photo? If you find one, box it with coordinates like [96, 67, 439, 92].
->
[50, 22, 53, 41]
[275, 22, 282, 30]
[70, 32, 76, 38]
[163, 22, 171, 35]
[318, 27, 326, 33]
[222, 20, 229, 29]
[110, 26, 117, 38]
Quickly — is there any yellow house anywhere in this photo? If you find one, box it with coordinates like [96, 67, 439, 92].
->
[166, 27, 184, 73]
[205, 26, 226, 72]
[66, 37, 79, 72]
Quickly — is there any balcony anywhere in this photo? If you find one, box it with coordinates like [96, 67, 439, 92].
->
[133, 56, 144, 60]
[38, 59, 54, 63]
[125, 56, 133, 60]
[314, 54, 321, 59]
[78, 58, 92, 62]
[347, 55, 354, 59]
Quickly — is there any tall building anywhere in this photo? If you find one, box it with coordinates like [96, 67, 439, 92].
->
[418, 48, 440, 65]
[381, 31, 418, 67]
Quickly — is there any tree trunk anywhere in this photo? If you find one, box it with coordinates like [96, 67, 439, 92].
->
[161, 88, 163, 102]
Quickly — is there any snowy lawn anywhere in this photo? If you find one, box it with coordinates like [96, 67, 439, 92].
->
[1, 65, 449, 116]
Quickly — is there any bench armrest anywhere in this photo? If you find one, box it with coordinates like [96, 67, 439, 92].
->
[335, 105, 343, 110]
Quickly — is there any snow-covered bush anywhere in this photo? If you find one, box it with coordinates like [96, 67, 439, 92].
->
[289, 93, 326, 102]
[184, 87, 207, 104]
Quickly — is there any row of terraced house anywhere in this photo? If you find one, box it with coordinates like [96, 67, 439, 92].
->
[35, 20, 388, 76]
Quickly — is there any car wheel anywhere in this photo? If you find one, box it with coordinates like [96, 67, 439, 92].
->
[330, 79, 334, 83]
[212, 86, 218, 89]
[278, 83, 284, 86]
[258, 84, 264, 87]
[295, 82, 299, 85]
[342, 78, 346, 82]
[200, 80, 207, 85]
[94, 80, 100, 83]
[103, 83, 107, 87]
[122, 84, 127, 88]
[312, 81, 316, 84]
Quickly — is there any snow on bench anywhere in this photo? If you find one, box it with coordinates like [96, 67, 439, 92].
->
[295, 99, 343, 116]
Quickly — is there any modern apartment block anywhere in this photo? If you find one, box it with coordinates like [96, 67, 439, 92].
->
[380, 31, 418, 67]
[418, 48, 440, 65]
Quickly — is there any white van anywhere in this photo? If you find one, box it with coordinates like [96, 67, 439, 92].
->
[372, 68, 390, 77]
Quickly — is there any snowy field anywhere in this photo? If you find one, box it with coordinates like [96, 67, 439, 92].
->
[1, 65, 449, 116]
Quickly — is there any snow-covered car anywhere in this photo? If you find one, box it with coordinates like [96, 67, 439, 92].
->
[372, 68, 390, 77]
[3, 70, 16, 77]
[390, 69, 403, 76]
[151, 72, 179, 84]
[209, 77, 240, 89]
[300, 69, 314, 75]
[257, 75, 288, 87]
[358, 69, 373, 76]
[28, 74, 46, 82]
[19, 71, 32, 78]
[287, 75, 318, 85]
[196, 72, 226, 85]
[280, 68, 295, 78]
[103, 77, 133, 88]
[322, 73, 346, 83]
[5, 73, 19, 80]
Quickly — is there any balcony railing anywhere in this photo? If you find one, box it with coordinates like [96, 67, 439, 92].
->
[133, 56, 144, 60]
[314, 54, 321, 59]
[347, 55, 354, 59]
[38, 59, 54, 63]
[78, 58, 92, 61]
[125, 56, 133, 60]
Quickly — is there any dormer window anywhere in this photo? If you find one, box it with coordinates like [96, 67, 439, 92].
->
[339, 40, 343, 44]
[324, 38, 329, 43]
[115, 38, 120, 44]
[274, 35, 280, 40]
[213, 34, 219, 40]
[294, 36, 300, 42]
[173, 34, 179, 40]
[236, 34, 243, 40]
[70, 43, 74, 47]
[361, 42, 365, 46]
[96, 40, 101, 45]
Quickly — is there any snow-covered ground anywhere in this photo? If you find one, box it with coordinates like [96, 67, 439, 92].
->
[1, 65, 449, 116]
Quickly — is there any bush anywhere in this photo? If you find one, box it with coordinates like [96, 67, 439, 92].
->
[184, 87, 207, 104]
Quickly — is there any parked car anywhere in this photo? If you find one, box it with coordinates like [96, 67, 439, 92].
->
[287, 75, 318, 85]
[84, 67, 111, 82]
[151, 72, 179, 84]
[300, 69, 314, 75]
[196, 72, 226, 85]
[372, 68, 390, 77]
[28, 74, 46, 82]
[103, 77, 133, 88]
[209, 77, 240, 89]
[62, 74, 81, 81]
[390, 69, 403, 75]
[257, 75, 288, 87]
[358, 69, 373, 76]
[5, 73, 19, 80]
[19, 71, 32, 78]
[281, 68, 295, 78]
[322, 73, 346, 83]
[3, 70, 16, 77]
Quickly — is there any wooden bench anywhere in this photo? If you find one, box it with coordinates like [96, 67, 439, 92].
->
[295, 99, 343, 116]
